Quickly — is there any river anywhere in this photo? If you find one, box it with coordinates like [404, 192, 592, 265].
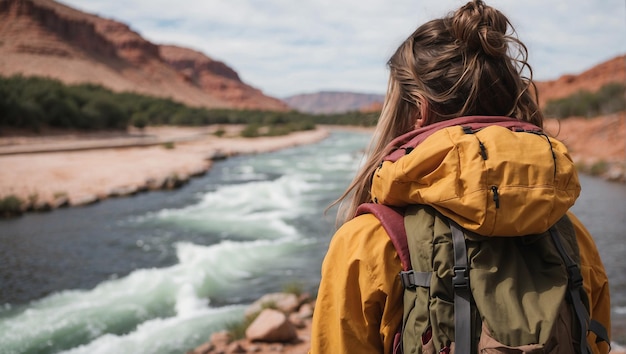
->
[0, 130, 624, 353]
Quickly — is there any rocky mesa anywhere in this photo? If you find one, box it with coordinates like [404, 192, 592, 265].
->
[159, 45, 288, 111]
[0, 0, 288, 111]
[535, 55, 626, 108]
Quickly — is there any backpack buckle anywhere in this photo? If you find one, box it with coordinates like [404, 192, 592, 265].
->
[452, 266, 469, 289]
[566, 264, 584, 290]
[400, 271, 416, 289]
[399, 270, 432, 289]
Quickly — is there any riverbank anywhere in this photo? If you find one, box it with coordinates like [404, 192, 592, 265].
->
[1, 113, 623, 215]
[0, 126, 330, 213]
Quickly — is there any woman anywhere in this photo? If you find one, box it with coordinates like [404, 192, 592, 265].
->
[309, 1, 611, 353]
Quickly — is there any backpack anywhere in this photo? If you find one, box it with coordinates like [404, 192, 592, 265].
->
[356, 203, 610, 354]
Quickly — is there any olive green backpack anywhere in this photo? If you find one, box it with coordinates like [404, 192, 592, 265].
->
[356, 203, 610, 354]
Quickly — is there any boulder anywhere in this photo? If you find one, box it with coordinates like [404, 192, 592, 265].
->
[226, 342, 246, 353]
[245, 293, 300, 318]
[297, 303, 314, 319]
[209, 330, 232, 348]
[245, 309, 297, 343]
[186, 341, 214, 354]
[288, 312, 306, 329]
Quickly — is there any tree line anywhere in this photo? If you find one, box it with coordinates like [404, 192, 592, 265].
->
[0, 75, 377, 135]
[4, 75, 619, 134]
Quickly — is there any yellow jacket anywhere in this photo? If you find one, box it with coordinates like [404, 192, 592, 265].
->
[310, 117, 611, 353]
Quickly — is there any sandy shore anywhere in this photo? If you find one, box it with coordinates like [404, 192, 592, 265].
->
[0, 126, 330, 210]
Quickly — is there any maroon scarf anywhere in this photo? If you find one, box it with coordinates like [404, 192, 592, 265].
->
[384, 116, 542, 162]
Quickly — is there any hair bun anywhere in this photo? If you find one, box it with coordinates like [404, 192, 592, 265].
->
[450, 0, 508, 58]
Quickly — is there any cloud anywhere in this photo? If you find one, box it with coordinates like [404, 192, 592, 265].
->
[496, 0, 626, 80]
[59, 0, 626, 97]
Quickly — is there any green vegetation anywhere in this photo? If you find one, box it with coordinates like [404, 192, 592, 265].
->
[589, 160, 610, 176]
[544, 82, 626, 119]
[575, 160, 611, 177]
[0, 75, 380, 136]
[213, 127, 226, 137]
[240, 123, 261, 138]
[225, 312, 261, 341]
[0, 195, 24, 218]
[162, 141, 175, 150]
[27, 193, 39, 206]
[53, 191, 68, 199]
[224, 320, 248, 341]
[320, 111, 379, 126]
[282, 281, 305, 297]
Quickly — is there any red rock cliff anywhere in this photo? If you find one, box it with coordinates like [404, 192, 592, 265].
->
[159, 45, 288, 111]
[0, 0, 287, 111]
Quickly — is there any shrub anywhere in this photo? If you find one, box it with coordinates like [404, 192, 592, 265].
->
[596, 83, 626, 114]
[296, 120, 316, 131]
[589, 160, 609, 176]
[53, 191, 68, 199]
[224, 320, 247, 341]
[225, 311, 262, 340]
[282, 281, 304, 297]
[131, 112, 149, 129]
[544, 82, 626, 119]
[214, 127, 226, 137]
[81, 98, 127, 129]
[27, 193, 39, 206]
[241, 124, 260, 138]
[0, 195, 24, 218]
[266, 124, 292, 136]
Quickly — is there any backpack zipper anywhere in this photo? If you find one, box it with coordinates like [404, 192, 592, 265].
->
[491, 185, 500, 209]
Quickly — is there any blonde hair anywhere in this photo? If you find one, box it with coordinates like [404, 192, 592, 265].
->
[332, 0, 543, 225]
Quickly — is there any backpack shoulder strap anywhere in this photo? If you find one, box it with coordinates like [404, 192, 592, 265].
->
[356, 203, 411, 271]
[355, 203, 410, 354]
[449, 221, 472, 354]
[549, 225, 591, 353]
[549, 225, 611, 351]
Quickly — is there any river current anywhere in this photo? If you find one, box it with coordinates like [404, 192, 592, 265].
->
[0, 130, 624, 353]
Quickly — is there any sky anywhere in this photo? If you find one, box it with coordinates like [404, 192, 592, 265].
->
[58, 0, 626, 98]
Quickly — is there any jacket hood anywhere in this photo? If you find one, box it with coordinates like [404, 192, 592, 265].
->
[370, 116, 581, 236]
